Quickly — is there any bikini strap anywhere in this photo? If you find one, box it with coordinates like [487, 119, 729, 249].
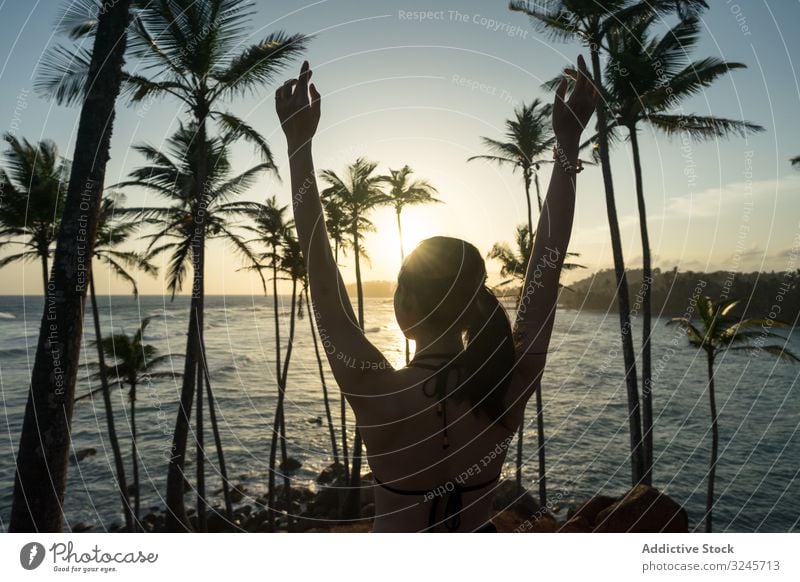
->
[409, 353, 461, 450]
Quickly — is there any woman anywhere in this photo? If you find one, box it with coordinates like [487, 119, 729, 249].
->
[275, 56, 598, 532]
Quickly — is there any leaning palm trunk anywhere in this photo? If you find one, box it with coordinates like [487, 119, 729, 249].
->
[589, 48, 645, 486]
[195, 363, 207, 531]
[166, 113, 210, 531]
[517, 168, 547, 506]
[397, 211, 411, 364]
[267, 257, 283, 530]
[165, 303, 199, 531]
[269, 280, 298, 531]
[267, 254, 300, 530]
[344, 226, 366, 519]
[533, 166, 547, 507]
[89, 272, 133, 532]
[333, 243, 350, 477]
[705, 350, 718, 533]
[129, 381, 140, 529]
[279, 282, 298, 531]
[10, 0, 132, 532]
[306, 287, 340, 466]
[629, 126, 654, 485]
[201, 358, 233, 519]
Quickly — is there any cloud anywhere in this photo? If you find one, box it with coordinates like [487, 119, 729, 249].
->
[659, 174, 800, 220]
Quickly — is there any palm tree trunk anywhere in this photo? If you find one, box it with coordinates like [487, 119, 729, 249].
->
[202, 359, 233, 519]
[279, 280, 298, 531]
[532, 167, 547, 506]
[267, 256, 282, 530]
[10, 0, 132, 532]
[397, 210, 411, 365]
[89, 272, 133, 532]
[166, 108, 209, 532]
[534, 170, 543, 214]
[345, 225, 365, 518]
[334, 242, 350, 479]
[306, 287, 340, 466]
[129, 380, 140, 530]
[523, 169, 534, 252]
[535, 388, 546, 508]
[705, 350, 718, 533]
[629, 125, 654, 486]
[340, 394, 350, 480]
[40, 253, 49, 295]
[195, 359, 207, 531]
[165, 306, 198, 531]
[589, 47, 644, 486]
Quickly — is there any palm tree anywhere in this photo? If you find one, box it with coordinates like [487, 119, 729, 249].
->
[273, 230, 307, 530]
[319, 157, 389, 517]
[117, 122, 269, 530]
[0, 135, 67, 291]
[123, 3, 306, 530]
[322, 194, 353, 479]
[668, 296, 799, 531]
[468, 100, 553, 247]
[85, 194, 157, 532]
[77, 317, 177, 529]
[39, 0, 309, 531]
[296, 253, 341, 474]
[10, 0, 132, 533]
[602, 14, 764, 484]
[242, 196, 294, 530]
[488, 224, 584, 507]
[510, 0, 709, 486]
[383, 165, 440, 363]
[383, 165, 440, 261]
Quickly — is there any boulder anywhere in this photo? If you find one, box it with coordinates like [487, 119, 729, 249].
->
[491, 479, 540, 514]
[317, 462, 347, 485]
[567, 494, 617, 525]
[311, 485, 345, 519]
[280, 457, 303, 472]
[230, 485, 248, 503]
[593, 484, 688, 533]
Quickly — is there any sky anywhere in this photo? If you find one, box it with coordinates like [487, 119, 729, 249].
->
[0, 0, 799, 296]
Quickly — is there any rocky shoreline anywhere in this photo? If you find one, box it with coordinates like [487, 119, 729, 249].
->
[73, 462, 689, 533]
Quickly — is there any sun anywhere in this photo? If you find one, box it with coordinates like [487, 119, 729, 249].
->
[363, 209, 442, 280]
[398, 214, 436, 258]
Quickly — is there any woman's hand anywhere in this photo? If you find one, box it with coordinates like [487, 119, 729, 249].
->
[552, 54, 599, 151]
[276, 60, 321, 151]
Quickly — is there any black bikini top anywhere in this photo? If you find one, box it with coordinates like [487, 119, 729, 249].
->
[373, 352, 501, 532]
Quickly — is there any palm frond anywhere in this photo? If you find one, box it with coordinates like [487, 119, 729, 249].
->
[34, 44, 93, 106]
[210, 31, 310, 98]
[726, 344, 800, 363]
[646, 114, 764, 140]
[213, 111, 278, 170]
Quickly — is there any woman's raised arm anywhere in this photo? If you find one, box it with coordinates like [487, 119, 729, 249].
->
[513, 55, 598, 367]
[275, 62, 391, 397]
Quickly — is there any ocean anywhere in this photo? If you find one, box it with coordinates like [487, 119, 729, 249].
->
[1, 294, 798, 532]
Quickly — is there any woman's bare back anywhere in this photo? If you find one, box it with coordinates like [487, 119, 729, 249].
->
[356, 360, 533, 532]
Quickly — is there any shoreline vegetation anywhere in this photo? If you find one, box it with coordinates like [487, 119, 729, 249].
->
[353, 268, 800, 322]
